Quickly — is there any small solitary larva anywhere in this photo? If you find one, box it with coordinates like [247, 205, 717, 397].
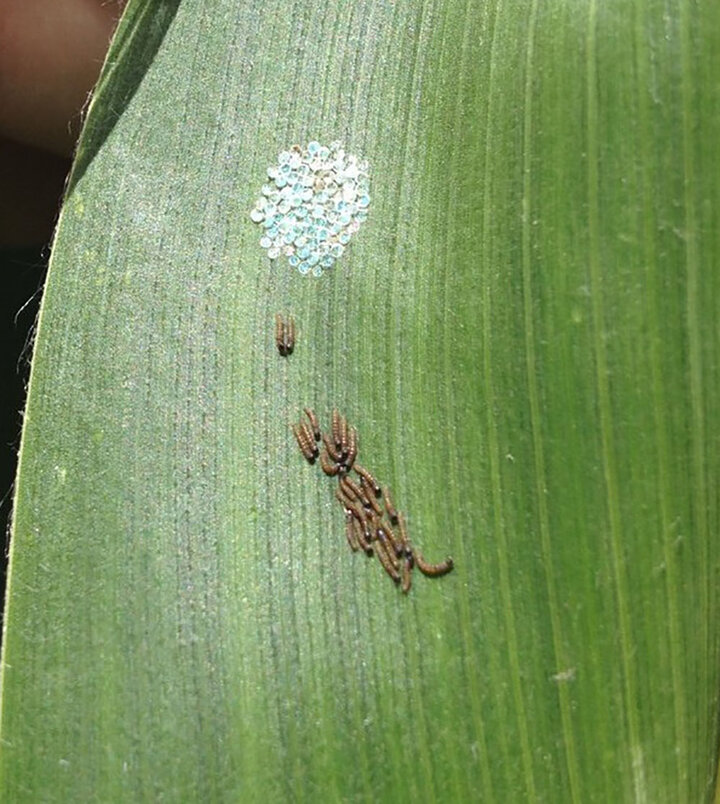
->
[300, 421, 316, 452]
[331, 409, 343, 452]
[275, 314, 283, 350]
[335, 490, 373, 555]
[376, 526, 400, 571]
[396, 513, 411, 554]
[337, 481, 357, 512]
[353, 464, 381, 499]
[303, 408, 321, 442]
[320, 449, 340, 476]
[413, 552, 454, 578]
[382, 521, 402, 557]
[363, 487, 383, 517]
[275, 314, 295, 356]
[374, 532, 401, 583]
[286, 316, 296, 354]
[339, 416, 349, 458]
[401, 555, 413, 595]
[344, 511, 360, 552]
[322, 433, 343, 464]
[383, 487, 399, 524]
[292, 423, 318, 463]
[352, 517, 374, 555]
[340, 475, 363, 503]
[345, 427, 358, 470]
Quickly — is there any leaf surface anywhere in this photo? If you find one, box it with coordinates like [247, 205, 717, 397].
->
[2, 1, 719, 801]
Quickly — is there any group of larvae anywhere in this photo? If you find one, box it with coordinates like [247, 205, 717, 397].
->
[292, 406, 454, 594]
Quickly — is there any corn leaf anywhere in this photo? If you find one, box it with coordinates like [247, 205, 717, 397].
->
[2, 0, 719, 800]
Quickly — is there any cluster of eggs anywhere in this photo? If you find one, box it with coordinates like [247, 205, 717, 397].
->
[250, 141, 370, 276]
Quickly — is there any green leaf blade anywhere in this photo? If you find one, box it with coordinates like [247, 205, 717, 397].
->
[2, 1, 719, 801]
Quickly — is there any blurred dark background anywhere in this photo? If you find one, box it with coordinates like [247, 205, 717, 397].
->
[0, 136, 71, 641]
[0, 0, 123, 641]
[0, 247, 49, 630]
